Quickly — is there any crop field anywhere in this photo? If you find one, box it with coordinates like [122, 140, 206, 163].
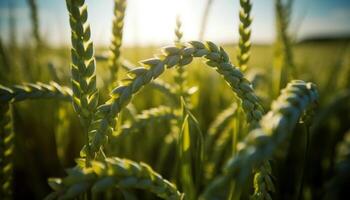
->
[0, 0, 349, 199]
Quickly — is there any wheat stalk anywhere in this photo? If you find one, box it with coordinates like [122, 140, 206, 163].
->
[199, 0, 214, 40]
[205, 123, 232, 182]
[65, 0, 99, 163]
[46, 157, 183, 200]
[108, 0, 127, 86]
[8, 1, 17, 52]
[0, 38, 11, 83]
[0, 103, 14, 200]
[86, 41, 264, 157]
[236, 0, 252, 71]
[273, 0, 296, 96]
[174, 17, 187, 99]
[27, 0, 41, 47]
[201, 80, 318, 199]
[205, 103, 237, 153]
[0, 82, 71, 199]
[0, 82, 72, 103]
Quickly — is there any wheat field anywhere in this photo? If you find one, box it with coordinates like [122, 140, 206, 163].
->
[0, 0, 349, 199]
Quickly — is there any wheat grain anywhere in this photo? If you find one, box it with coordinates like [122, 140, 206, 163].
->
[46, 157, 183, 200]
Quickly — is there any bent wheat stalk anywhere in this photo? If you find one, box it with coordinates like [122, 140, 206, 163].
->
[0, 82, 72, 103]
[46, 157, 183, 200]
[121, 58, 179, 104]
[87, 41, 264, 156]
[201, 80, 318, 199]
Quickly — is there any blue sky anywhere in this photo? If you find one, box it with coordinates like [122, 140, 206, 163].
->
[0, 0, 349, 46]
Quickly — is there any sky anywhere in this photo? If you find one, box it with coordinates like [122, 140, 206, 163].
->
[0, 0, 349, 47]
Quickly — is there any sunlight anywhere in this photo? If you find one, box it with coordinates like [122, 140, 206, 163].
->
[124, 0, 195, 46]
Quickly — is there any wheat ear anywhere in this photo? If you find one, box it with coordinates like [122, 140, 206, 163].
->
[46, 157, 183, 200]
[27, 0, 41, 47]
[174, 17, 187, 98]
[0, 103, 14, 200]
[108, 0, 127, 86]
[201, 80, 318, 199]
[86, 41, 264, 156]
[0, 82, 72, 103]
[121, 58, 179, 104]
[273, 0, 296, 96]
[237, 0, 252, 71]
[65, 0, 99, 163]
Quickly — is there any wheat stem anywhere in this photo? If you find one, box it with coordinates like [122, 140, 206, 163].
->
[199, 0, 214, 40]
[205, 103, 237, 153]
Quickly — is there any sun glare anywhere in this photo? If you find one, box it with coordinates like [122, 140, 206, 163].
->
[124, 0, 197, 46]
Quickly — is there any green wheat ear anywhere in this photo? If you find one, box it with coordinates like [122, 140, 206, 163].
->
[0, 82, 72, 103]
[65, 0, 99, 162]
[0, 103, 14, 199]
[237, 0, 252, 71]
[108, 0, 127, 87]
[27, 0, 41, 47]
[273, 0, 296, 96]
[174, 16, 187, 99]
[201, 80, 318, 199]
[46, 157, 184, 200]
[87, 41, 264, 156]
